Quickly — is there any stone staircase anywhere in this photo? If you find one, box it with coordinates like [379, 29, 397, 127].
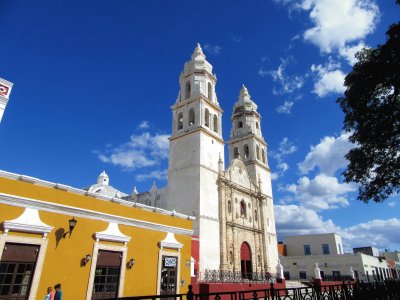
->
[285, 280, 310, 289]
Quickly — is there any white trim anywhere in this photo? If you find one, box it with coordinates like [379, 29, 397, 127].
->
[0, 193, 193, 236]
[159, 232, 183, 250]
[86, 242, 127, 300]
[95, 223, 131, 244]
[0, 235, 49, 300]
[2, 208, 53, 238]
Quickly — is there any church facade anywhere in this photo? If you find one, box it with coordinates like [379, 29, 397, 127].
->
[131, 44, 279, 277]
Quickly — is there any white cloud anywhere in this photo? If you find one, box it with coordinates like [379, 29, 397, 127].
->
[269, 57, 305, 95]
[138, 120, 150, 129]
[342, 218, 400, 249]
[258, 67, 268, 78]
[231, 35, 242, 43]
[298, 132, 353, 176]
[275, 205, 339, 236]
[387, 202, 397, 208]
[339, 42, 366, 65]
[275, 204, 400, 250]
[97, 132, 169, 170]
[311, 60, 346, 97]
[284, 174, 356, 210]
[270, 137, 298, 178]
[276, 101, 294, 114]
[203, 44, 222, 55]
[301, 0, 379, 53]
[135, 169, 168, 182]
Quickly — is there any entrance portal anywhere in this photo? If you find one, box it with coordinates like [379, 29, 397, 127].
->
[240, 242, 252, 280]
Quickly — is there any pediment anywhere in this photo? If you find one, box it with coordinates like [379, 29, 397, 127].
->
[225, 158, 257, 190]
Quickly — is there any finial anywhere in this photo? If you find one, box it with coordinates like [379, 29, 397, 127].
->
[132, 186, 138, 195]
[192, 43, 205, 60]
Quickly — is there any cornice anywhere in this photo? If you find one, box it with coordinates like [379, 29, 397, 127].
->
[228, 133, 267, 147]
[0, 193, 193, 236]
[169, 126, 224, 144]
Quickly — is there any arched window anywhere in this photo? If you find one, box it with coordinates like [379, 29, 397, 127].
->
[234, 147, 239, 159]
[261, 148, 266, 163]
[238, 121, 243, 129]
[177, 112, 183, 130]
[185, 81, 191, 99]
[207, 82, 213, 100]
[189, 108, 195, 126]
[240, 242, 252, 279]
[204, 108, 210, 127]
[256, 122, 259, 129]
[213, 115, 218, 133]
[244, 144, 249, 159]
[256, 145, 260, 160]
[240, 200, 246, 217]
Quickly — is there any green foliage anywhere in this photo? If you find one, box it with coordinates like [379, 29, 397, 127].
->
[337, 19, 400, 203]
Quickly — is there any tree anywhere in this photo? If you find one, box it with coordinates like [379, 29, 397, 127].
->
[337, 8, 400, 203]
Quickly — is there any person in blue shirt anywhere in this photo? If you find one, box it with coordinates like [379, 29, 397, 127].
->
[54, 283, 62, 300]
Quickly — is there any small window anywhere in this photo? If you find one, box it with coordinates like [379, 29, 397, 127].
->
[304, 245, 311, 256]
[240, 200, 246, 217]
[213, 115, 218, 133]
[234, 147, 239, 159]
[256, 122, 259, 129]
[338, 243, 342, 254]
[244, 144, 249, 159]
[261, 149, 266, 163]
[238, 121, 243, 128]
[189, 108, 195, 126]
[256, 145, 260, 160]
[177, 112, 183, 130]
[204, 108, 210, 127]
[322, 244, 330, 255]
[207, 82, 213, 100]
[185, 81, 191, 99]
[254, 210, 258, 222]
[299, 271, 307, 280]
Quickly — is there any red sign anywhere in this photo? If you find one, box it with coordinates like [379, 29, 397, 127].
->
[0, 84, 9, 97]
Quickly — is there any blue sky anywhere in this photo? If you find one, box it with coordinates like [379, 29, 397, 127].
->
[0, 0, 399, 251]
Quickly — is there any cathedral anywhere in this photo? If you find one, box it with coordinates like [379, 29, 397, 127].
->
[88, 44, 279, 278]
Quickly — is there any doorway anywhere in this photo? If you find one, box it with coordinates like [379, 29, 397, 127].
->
[240, 242, 252, 280]
[91, 250, 122, 300]
[0, 243, 39, 300]
[160, 256, 178, 295]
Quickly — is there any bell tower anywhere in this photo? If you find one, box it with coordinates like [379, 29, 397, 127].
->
[167, 44, 224, 271]
[228, 85, 272, 195]
[228, 86, 278, 269]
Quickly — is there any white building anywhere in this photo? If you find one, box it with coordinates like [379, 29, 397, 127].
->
[0, 78, 13, 123]
[280, 233, 393, 282]
[111, 44, 279, 276]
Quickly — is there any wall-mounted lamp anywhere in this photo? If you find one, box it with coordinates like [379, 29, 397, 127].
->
[181, 279, 186, 287]
[85, 254, 91, 263]
[127, 258, 135, 269]
[63, 217, 78, 238]
[185, 260, 191, 267]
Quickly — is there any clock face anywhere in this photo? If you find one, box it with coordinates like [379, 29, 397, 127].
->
[0, 84, 9, 97]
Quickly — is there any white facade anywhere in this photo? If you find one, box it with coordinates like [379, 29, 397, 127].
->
[166, 45, 278, 274]
[0, 78, 13, 124]
[285, 233, 344, 256]
[281, 253, 391, 282]
[280, 233, 394, 282]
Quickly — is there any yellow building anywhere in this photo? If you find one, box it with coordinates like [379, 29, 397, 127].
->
[0, 170, 193, 299]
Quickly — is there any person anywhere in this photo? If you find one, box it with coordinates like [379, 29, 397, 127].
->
[54, 283, 62, 300]
[45, 287, 55, 300]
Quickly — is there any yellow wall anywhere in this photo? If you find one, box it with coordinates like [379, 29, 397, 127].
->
[0, 176, 193, 299]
